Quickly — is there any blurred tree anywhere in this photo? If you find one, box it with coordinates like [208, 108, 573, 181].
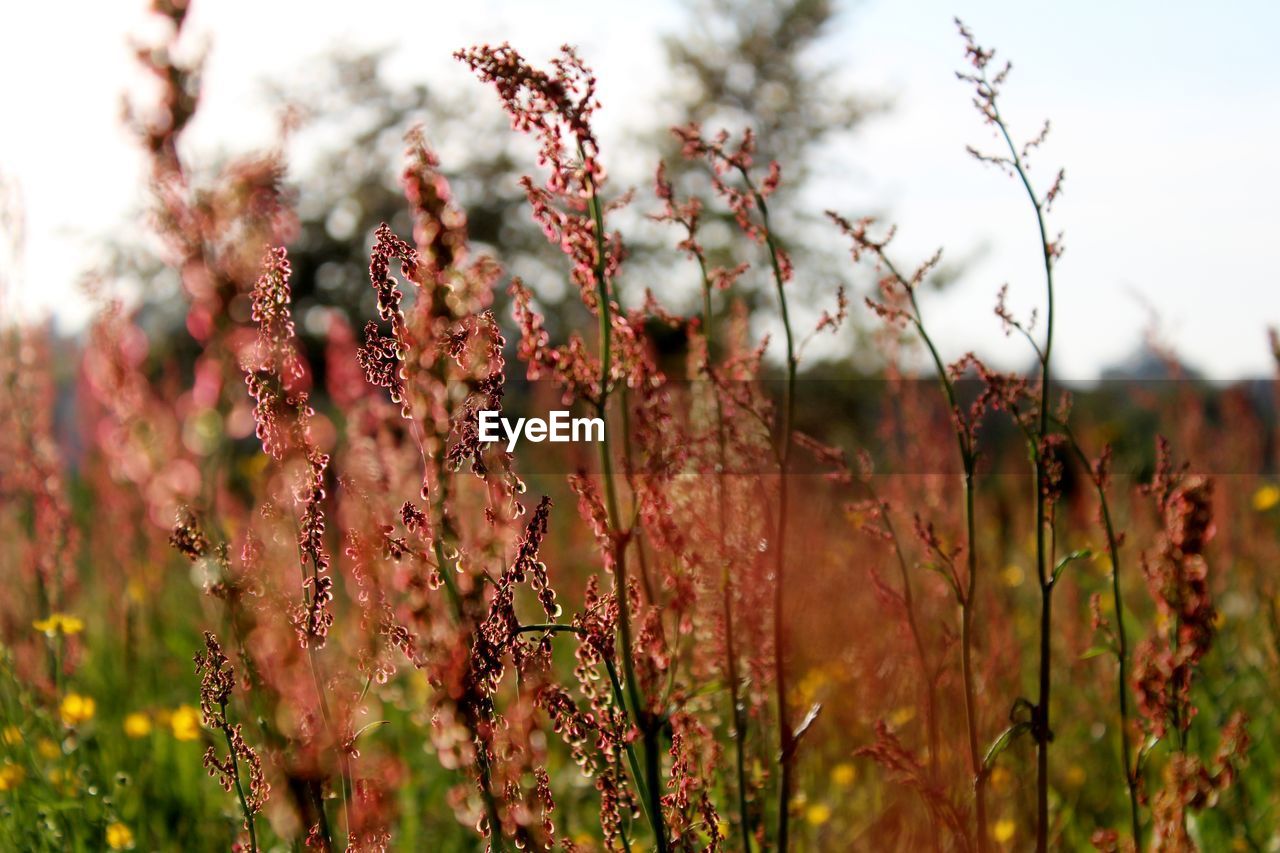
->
[663, 0, 875, 185]
[110, 2, 886, 393]
[645, 0, 883, 367]
[110, 50, 559, 394]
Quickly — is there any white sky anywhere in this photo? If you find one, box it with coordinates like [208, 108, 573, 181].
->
[2, 0, 1277, 379]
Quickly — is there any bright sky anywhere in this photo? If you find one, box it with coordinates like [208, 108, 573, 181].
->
[2, 1, 1277, 379]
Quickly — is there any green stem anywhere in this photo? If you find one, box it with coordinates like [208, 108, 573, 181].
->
[619, 389, 658, 604]
[584, 158, 669, 853]
[520, 623, 654, 830]
[221, 700, 260, 853]
[699, 256, 754, 852]
[605, 656, 656, 831]
[401, 318, 508, 853]
[884, 256, 989, 851]
[432, 535, 507, 853]
[962, 466, 988, 853]
[1061, 426, 1141, 845]
[988, 100, 1057, 853]
[739, 172, 797, 853]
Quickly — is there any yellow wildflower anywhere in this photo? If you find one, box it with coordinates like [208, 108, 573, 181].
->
[989, 765, 1012, 794]
[1001, 564, 1025, 588]
[1065, 764, 1086, 788]
[1, 726, 20, 746]
[889, 706, 916, 728]
[0, 762, 25, 791]
[830, 762, 857, 787]
[48, 767, 78, 796]
[36, 738, 61, 760]
[1253, 484, 1280, 512]
[33, 614, 84, 638]
[106, 822, 135, 851]
[993, 818, 1016, 843]
[805, 803, 832, 827]
[169, 705, 201, 741]
[796, 669, 828, 706]
[123, 713, 152, 739]
[59, 693, 96, 727]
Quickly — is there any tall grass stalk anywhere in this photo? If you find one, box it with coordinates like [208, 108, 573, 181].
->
[584, 164, 670, 853]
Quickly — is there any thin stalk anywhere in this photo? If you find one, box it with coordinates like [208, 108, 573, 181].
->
[618, 390, 658, 604]
[886, 257, 989, 851]
[989, 102, 1057, 853]
[401, 314, 508, 853]
[961, 467, 987, 853]
[310, 779, 334, 851]
[220, 699, 260, 853]
[1060, 426, 1141, 845]
[431, 534, 507, 853]
[699, 257, 753, 851]
[519, 622, 655, 827]
[584, 163, 669, 853]
[737, 173, 797, 853]
[289, 517, 344, 852]
[859, 479, 940, 779]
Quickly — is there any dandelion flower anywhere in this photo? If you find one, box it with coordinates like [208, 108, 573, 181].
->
[123, 713, 152, 739]
[33, 614, 84, 637]
[993, 818, 1016, 843]
[805, 803, 832, 826]
[830, 762, 857, 787]
[169, 705, 201, 741]
[1064, 764, 1086, 788]
[889, 706, 916, 727]
[59, 693, 96, 727]
[106, 821, 135, 850]
[1253, 484, 1280, 512]
[48, 767, 78, 795]
[0, 763, 25, 791]
[36, 738, 61, 760]
[1001, 564, 1024, 588]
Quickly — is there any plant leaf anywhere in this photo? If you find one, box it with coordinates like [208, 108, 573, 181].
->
[983, 721, 1032, 772]
[351, 720, 389, 743]
[920, 561, 960, 598]
[1079, 644, 1114, 661]
[793, 702, 822, 744]
[1052, 549, 1093, 585]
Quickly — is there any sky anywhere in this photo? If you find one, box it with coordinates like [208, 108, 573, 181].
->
[1, 0, 1277, 379]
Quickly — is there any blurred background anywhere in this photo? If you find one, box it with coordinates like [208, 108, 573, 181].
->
[2, 0, 1278, 380]
[1, 4, 1279, 850]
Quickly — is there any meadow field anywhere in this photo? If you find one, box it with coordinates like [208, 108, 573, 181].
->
[1, 2, 1277, 850]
